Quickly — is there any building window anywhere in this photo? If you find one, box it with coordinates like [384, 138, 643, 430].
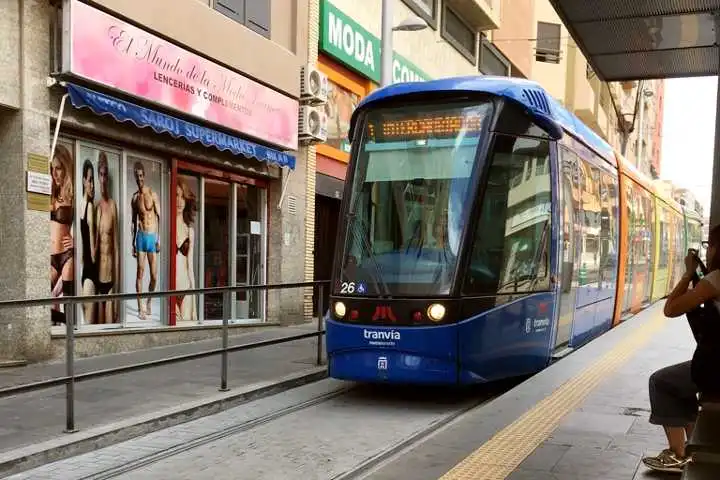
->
[442, 3, 477, 64]
[479, 35, 510, 76]
[214, 0, 271, 38]
[536, 21, 561, 64]
[402, 0, 438, 29]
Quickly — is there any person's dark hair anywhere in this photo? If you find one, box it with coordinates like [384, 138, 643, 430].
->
[98, 152, 108, 173]
[177, 176, 197, 226]
[708, 224, 720, 271]
[133, 161, 144, 173]
[82, 159, 94, 183]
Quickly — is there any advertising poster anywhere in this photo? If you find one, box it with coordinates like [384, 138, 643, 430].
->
[175, 175, 199, 323]
[50, 141, 76, 326]
[124, 157, 164, 324]
[324, 80, 360, 153]
[77, 145, 121, 324]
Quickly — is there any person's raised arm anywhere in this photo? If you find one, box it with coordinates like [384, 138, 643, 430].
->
[664, 251, 719, 317]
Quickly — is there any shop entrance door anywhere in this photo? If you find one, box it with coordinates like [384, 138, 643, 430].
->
[233, 184, 264, 322]
[175, 160, 267, 325]
[203, 179, 231, 321]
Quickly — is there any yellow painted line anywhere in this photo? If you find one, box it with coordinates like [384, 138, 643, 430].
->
[439, 312, 668, 480]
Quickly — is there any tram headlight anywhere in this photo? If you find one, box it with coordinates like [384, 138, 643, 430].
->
[427, 303, 446, 322]
[333, 301, 347, 318]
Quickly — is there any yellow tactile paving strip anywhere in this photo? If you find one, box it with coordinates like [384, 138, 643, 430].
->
[439, 312, 668, 480]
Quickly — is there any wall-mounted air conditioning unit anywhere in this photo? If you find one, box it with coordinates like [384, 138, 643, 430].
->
[300, 65, 329, 105]
[298, 105, 327, 144]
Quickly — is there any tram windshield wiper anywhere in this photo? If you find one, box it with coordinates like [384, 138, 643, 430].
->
[346, 213, 391, 297]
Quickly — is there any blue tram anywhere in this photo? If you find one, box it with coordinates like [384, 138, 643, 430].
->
[324, 76, 699, 385]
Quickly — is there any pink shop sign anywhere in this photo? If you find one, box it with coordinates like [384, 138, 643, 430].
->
[65, 0, 298, 151]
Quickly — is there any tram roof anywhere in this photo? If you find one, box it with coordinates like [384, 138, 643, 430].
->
[547, 0, 720, 82]
[350, 76, 615, 161]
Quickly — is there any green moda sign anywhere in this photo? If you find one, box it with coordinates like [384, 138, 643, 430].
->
[319, 0, 431, 84]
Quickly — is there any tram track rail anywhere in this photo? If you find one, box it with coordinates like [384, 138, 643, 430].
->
[79, 385, 354, 480]
[329, 396, 493, 480]
[69, 380, 510, 480]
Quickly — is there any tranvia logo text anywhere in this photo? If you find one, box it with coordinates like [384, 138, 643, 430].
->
[363, 329, 400, 340]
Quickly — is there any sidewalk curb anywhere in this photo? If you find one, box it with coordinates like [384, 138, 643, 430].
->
[0, 367, 327, 478]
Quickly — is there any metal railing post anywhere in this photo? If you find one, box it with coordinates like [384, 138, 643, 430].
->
[316, 283, 324, 366]
[219, 290, 230, 392]
[64, 302, 77, 433]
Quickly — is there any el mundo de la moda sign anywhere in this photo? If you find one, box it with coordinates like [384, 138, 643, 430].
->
[61, 0, 299, 152]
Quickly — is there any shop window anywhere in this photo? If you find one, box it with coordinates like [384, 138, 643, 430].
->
[324, 80, 361, 154]
[50, 139, 271, 332]
[536, 21, 561, 64]
[50, 139, 78, 327]
[77, 144, 122, 326]
[317, 56, 372, 163]
[176, 162, 268, 326]
[479, 35, 510, 76]
[214, 0, 271, 38]
[442, 4, 477, 64]
[125, 156, 168, 326]
[175, 174, 200, 324]
[51, 138, 169, 330]
[402, 0, 438, 29]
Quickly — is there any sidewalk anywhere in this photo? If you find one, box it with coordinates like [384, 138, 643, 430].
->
[0, 322, 325, 470]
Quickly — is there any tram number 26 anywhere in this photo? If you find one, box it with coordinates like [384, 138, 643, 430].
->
[340, 282, 356, 294]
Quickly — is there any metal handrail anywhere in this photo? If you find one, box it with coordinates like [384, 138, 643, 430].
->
[0, 280, 328, 308]
[0, 280, 331, 433]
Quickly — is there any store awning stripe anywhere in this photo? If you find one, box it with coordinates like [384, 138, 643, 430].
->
[66, 83, 296, 170]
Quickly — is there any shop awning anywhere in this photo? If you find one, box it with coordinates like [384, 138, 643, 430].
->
[548, 0, 720, 82]
[65, 83, 296, 170]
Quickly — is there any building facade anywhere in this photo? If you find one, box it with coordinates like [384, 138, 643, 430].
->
[0, 0, 315, 361]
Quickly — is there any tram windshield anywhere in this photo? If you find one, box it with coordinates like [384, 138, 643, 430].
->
[335, 100, 493, 296]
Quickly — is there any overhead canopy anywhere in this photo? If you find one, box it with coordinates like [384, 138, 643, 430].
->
[66, 83, 296, 170]
[548, 0, 720, 82]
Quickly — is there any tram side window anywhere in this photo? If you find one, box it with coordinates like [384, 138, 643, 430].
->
[641, 191, 656, 269]
[578, 159, 601, 287]
[462, 134, 552, 296]
[599, 171, 619, 288]
[622, 181, 637, 312]
[675, 215, 685, 284]
[658, 207, 669, 269]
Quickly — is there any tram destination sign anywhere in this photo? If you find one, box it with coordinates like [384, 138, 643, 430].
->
[367, 114, 484, 141]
